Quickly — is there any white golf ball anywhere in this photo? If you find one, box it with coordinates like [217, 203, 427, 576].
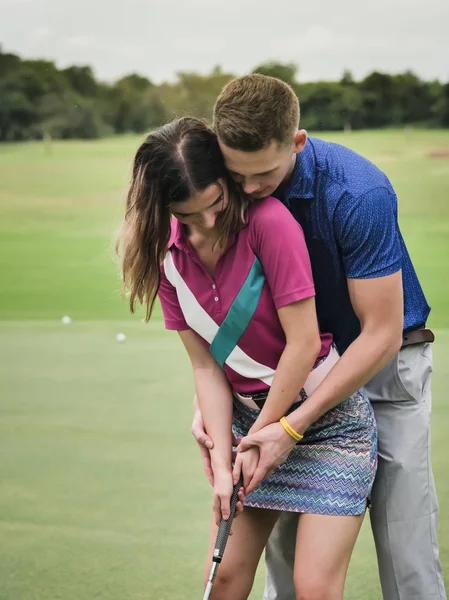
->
[116, 333, 126, 343]
[61, 316, 72, 325]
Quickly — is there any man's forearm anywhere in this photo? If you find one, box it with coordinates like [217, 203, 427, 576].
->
[250, 338, 320, 433]
[287, 328, 402, 434]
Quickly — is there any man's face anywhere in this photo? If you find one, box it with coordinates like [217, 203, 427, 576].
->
[218, 131, 307, 199]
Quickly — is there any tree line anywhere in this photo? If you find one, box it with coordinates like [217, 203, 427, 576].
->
[1, 46, 448, 142]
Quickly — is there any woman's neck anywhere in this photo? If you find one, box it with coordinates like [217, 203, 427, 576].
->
[184, 224, 224, 277]
[185, 224, 220, 246]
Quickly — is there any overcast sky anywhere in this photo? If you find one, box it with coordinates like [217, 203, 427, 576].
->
[1, 0, 448, 84]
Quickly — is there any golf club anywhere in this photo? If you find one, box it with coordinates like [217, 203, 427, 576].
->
[202, 474, 244, 600]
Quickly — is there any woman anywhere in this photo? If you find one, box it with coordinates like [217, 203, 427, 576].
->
[117, 117, 377, 600]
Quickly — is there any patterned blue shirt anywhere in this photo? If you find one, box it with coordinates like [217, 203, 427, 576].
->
[274, 137, 430, 353]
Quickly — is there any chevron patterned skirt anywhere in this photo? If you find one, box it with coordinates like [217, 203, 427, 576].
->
[232, 390, 377, 516]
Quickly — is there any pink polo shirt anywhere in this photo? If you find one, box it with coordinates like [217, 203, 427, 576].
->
[158, 196, 333, 394]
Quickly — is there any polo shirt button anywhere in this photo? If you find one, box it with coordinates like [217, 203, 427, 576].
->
[214, 297, 219, 302]
[212, 284, 216, 289]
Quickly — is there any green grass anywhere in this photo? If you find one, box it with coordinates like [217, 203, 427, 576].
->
[0, 129, 448, 598]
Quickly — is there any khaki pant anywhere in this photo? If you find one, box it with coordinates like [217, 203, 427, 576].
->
[263, 343, 446, 600]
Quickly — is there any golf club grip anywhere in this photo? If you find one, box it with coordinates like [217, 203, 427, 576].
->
[213, 474, 244, 563]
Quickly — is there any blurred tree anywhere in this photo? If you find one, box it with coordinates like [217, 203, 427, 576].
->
[38, 92, 112, 139]
[340, 69, 355, 86]
[20, 59, 67, 97]
[157, 67, 234, 122]
[394, 71, 433, 124]
[117, 73, 154, 92]
[299, 81, 364, 130]
[252, 61, 298, 87]
[433, 82, 449, 127]
[0, 78, 35, 140]
[0, 46, 21, 76]
[62, 66, 99, 97]
[107, 73, 166, 133]
[359, 71, 401, 127]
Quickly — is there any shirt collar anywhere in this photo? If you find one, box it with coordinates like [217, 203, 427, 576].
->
[167, 209, 250, 251]
[168, 217, 184, 249]
[279, 137, 317, 204]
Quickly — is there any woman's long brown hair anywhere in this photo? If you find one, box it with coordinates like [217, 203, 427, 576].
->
[116, 117, 248, 321]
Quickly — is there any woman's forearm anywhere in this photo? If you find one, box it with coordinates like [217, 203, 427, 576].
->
[250, 337, 321, 433]
[193, 365, 234, 471]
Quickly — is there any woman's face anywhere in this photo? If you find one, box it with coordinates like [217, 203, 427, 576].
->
[170, 179, 229, 232]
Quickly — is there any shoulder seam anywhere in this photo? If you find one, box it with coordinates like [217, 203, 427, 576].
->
[315, 141, 391, 201]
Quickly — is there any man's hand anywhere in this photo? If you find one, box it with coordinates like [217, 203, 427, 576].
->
[237, 423, 297, 494]
[191, 408, 214, 486]
[233, 447, 260, 491]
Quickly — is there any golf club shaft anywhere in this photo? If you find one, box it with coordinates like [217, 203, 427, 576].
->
[202, 562, 218, 600]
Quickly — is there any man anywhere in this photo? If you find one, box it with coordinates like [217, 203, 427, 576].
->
[192, 74, 446, 599]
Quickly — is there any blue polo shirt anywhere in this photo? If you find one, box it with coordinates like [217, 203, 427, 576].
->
[274, 136, 430, 354]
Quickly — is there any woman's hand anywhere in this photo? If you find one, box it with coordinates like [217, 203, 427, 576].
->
[212, 468, 234, 525]
[233, 446, 260, 492]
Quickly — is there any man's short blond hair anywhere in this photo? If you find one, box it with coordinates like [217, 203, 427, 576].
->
[213, 74, 300, 151]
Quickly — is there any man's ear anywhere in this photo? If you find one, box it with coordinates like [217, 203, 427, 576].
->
[294, 129, 307, 153]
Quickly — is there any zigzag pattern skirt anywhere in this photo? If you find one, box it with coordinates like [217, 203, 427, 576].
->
[232, 390, 377, 516]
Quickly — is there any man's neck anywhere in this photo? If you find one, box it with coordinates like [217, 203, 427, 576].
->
[274, 153, 298, 201]
[284, 152, 298, 186]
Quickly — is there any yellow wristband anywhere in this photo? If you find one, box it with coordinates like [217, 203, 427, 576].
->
[280, 417, 303, 442]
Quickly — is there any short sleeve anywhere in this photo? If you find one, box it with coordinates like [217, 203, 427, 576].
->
[334, 187, 402, 279]
[158, 265, 189, 330]
[249, 198, 315, 309]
